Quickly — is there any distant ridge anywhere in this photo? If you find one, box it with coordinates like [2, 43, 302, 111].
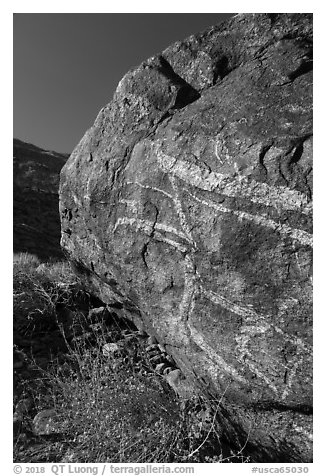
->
[14, 138, 69, 158]
[13, 138, 69, 260]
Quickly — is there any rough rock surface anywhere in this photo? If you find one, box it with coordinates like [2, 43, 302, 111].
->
[59, 14, 313, 462]
[14, 139, 69, 259]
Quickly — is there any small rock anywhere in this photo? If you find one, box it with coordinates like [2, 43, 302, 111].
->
[102, 342, 120, 356]
[88, 306, 109, 320]
[166, 368, 181, 383]
[88, 323, 102, 331]
[15, 398, 33, 418]
[166, 369, 197, 400]
[33, 409, 67, 436]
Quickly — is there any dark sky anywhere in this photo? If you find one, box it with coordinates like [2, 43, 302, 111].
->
[13, 13, 234, 154]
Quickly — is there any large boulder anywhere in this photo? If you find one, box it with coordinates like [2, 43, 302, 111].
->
[59, 13, 313, 462]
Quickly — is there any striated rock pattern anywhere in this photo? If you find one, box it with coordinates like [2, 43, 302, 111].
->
[59, 14, 313, 462]
[14, 139, 69, 259]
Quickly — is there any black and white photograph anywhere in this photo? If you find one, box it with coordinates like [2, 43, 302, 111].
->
[11, 4, 315, 471]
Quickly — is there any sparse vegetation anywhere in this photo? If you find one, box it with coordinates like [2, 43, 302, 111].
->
[13, 252, 249, 463]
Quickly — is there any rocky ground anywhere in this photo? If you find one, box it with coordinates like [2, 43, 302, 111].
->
[13, 253, 249, 463]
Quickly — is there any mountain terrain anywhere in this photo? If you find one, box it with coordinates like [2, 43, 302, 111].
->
[13, 138, 69, 260]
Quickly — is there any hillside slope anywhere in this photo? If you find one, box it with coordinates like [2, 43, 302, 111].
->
[14, 139, 69, 260]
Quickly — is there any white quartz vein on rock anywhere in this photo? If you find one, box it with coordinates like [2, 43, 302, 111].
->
[113, 216, 192, 243]
[155, 148, 312, 216]
[114, 157, 312, 395]
[187, 191, 312, 247]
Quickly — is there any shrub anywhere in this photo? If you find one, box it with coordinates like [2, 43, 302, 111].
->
[13, 254, 248, 463]
[13, 252, 41, 272]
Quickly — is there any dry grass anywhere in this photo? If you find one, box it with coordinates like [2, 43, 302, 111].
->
[13, 252, 249, 463]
